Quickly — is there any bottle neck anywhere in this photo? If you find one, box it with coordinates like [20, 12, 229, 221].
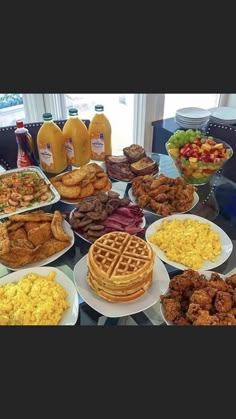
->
[69, 115, 78, 119]
[43, 119, 53, 124]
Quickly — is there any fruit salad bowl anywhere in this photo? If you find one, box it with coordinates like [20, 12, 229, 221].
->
[166, 129, 233, 185]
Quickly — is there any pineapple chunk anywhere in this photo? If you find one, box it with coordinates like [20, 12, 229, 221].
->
[201, 143, 212, 151]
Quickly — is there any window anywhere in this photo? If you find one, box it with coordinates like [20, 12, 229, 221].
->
[0, 94, 25, 127]
[64, 94, 135, 154]
[163, 94, 221, 119]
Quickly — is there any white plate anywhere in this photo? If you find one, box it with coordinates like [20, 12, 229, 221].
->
[128, 188, 199, 216]
[73, 254, 170, 318]
[210, 106, 236, 121]
[176, 107, 211, 119]
[145, 214, 233, 271]
[1, 220, 75, 271]
[69, 203, 146, 244]
[0, 266, 79, 325]
[160, 270, 226, 326]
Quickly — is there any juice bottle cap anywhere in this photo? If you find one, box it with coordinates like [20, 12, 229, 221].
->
[16, 120, 24, 128]
[43, 112, 53, 121]
[69, 108, 78, 116]
[95, 104, 104, 112]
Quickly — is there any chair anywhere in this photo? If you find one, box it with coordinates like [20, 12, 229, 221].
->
[205, 121, 236, 183]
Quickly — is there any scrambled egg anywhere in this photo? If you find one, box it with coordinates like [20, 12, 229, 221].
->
[0, 272, 69, 325]
[148, 219, 222, 269]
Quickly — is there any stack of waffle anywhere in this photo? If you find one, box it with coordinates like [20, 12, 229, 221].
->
[87, 232, 154, 302]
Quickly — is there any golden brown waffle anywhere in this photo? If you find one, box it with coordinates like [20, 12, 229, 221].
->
[87, 231, 155, 302]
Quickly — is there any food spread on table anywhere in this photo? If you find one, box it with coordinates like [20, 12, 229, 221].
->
[160, 269, 236, 326]
[0, 271, 69, 325]
[0, 210, 72, 269]
[105, 144, 159, 182]
[166, 129, 233, 185]
[131, 174, 196, 216]
[148, 218, 222, 269]
[69, 191, 144, 243]
[87, 231, 154, 302]
[0, 114, 234, 324]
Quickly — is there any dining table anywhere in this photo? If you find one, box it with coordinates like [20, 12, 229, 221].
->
[0, 152, 235, 326]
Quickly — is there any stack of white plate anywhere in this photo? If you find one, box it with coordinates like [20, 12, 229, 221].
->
[208, 107, 236, 125]
[175, 107, 211, 129]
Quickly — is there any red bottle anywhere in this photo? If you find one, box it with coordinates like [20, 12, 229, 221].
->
[15, 120, 38, 168]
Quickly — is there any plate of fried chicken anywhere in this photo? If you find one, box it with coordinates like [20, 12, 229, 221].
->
[129, 174, 199, 216]
[0, 209, 74, 270]
[160, 269, 236, 325]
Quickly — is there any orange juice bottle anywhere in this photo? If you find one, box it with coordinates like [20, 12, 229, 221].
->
[89, 105, 112, 161]
[37, 113, 67, 174]
[63, 108, 90, 167]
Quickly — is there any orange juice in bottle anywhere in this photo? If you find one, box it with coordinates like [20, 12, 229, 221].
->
[37, 113, 67, 174]
[63, 107, 90, 167]
[89, 104, 112, 161]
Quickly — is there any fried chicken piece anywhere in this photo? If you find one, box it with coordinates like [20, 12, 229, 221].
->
[229, 308, 236, 316]
[190, 289, 213, 310]
[169, 273, 192, 293]
[137, 195, 151, 208]
[149, 185, 170, 197]
[191, 274, 208, 290]
[225, 274, 236, 288]
[10, 238, 35, 249]
[180, 299, 189, 313]
[186, 303, 203, 323]
[168, 289, 182, 298]
[24, 222, 41, 233]
[31, 239, 70, 262]
[193, 311, 219, 326]
[204, 286, 218, 299]
[215, 313, 236, 325]
[174, 316, 191, 326]
[233, 289, 236, 306]
[155, 193, 168, 203]
[182, 287, 195, 299]
[51, 210, 71, 242]
[0, 246, 40, 268]
[149, 200, 173, 216]
[7, 222, 24, 232]
[208, 277, 229, 292]
[27, 222, 53, 246]
[214, 291, 233, 313]
[9, 212, 54, 222]
[0, 222, 10, 255]
[8, 227, 27, 241]
[161, 297, 182, 321]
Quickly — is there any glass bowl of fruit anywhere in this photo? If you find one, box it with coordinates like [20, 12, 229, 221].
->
[166, 129, 233, 185]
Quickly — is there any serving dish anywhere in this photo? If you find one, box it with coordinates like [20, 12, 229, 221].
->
[0, 166, 60, 220]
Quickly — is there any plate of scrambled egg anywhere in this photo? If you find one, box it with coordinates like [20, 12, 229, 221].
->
[0, 267, 79, 325]
[146, 214, 233, 271]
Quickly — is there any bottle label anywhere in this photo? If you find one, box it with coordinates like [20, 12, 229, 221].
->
[39, 143, 54, 170]
[65, 137, 75, 164]
[91, 133, 105, 160]
[17, 149, 32, 168]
